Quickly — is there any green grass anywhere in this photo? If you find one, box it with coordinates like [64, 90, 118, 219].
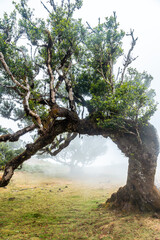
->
[0, 172, 160, 240]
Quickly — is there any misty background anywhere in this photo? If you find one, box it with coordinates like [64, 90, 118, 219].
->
[0, 0, 160, 186]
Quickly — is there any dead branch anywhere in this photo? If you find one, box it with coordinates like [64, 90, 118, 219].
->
[40, 1, 51, 14]
[120, 29, 138, 84]
[86, 22, 96, 33]
[116, 67, 122, 82]
[0, 124, 36, 142]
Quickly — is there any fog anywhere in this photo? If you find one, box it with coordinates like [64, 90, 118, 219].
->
[21, 135, 160, 187]
[22, 143, 128, 187]
[0, 0, 160, 186]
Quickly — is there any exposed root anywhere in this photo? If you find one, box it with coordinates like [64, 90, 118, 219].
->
[106, 185, 160, 212]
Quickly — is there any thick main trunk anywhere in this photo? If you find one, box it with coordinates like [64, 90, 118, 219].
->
[107, 124, 160, 211]
[1, 115, 159, 212]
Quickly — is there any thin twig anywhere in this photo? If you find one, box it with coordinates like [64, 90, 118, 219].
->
[40, 1, 52, 14]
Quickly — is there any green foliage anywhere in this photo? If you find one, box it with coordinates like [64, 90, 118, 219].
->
[0, 142, 23, 169]
[0, 126, 8, 134]
[86, 14, 124, 73]
[89, 68, 157, 129]
[0, 0, 157, 134]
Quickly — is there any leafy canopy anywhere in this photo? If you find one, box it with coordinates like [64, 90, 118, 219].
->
[0, 0, 157, 135]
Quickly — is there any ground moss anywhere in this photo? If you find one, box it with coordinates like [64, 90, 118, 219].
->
[0, 172, 160, 240]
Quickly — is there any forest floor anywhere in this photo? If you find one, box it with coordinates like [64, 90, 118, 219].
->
[0, 171, 160, 240]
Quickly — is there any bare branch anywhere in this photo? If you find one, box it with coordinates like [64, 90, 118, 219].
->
[74, 92, 88, 109]
[42, 133, 77, 156]
[0, 124, 36, 142]
[7, 43, 28, 62]
[0, 52, 28, 91]
[116, 67, 122, 82]
[64, 76, 76, 111]
[120, 29, 138, 84]
[49, 0, 57, 12]
[55, 75, 64, 93]
[61, 0, 65, 7]
[67, 0, 71, 17]
[23, 77, 43, 131]
[60, 48, 73, 69]
[40, 1, 51, 14]
[97, 69, 112, 87]
[0, 83, 24, 97]
[45, 30, 56, 104]
[86, 22, 96, 33]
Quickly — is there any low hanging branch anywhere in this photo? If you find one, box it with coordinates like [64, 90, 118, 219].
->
[120, 29, 138, 84]
[0, 124, 36, 142]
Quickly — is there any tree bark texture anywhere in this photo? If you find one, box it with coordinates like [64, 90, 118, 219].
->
[0, 115, 159, 212]
[0, 119, 73, 187]
[107, 124, 160, 211]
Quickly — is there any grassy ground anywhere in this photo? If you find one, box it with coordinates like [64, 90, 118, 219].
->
[0, 171, 160, 240]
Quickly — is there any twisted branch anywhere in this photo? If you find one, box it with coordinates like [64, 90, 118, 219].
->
[40, 133, 77, 156]
[0, 124, 36, 142]
[23, 77, 43, 131]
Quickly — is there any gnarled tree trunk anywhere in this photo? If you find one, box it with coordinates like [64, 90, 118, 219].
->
[107, 124, 160, 211]
[0, 116, 159, 212]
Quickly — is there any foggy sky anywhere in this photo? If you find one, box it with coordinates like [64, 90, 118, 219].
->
[0, 0, 159, 168]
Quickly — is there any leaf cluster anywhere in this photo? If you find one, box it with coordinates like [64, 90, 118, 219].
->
[0, 0, 157, 133]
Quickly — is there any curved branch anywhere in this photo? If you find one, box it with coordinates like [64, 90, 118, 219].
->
[42, 133, 77, 156]
[0, 119, 75, 187]
[23, 78, 43, 131]
[0, 124, 36, 142]
[0, 52, 28, 91]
